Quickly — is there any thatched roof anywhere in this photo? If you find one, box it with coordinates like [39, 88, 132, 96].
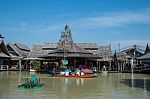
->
[116, 52, 126, 61]
[40, 52, 100, 58]
[122, 45, 144, 57]
[76, 43, 98, 49]
[28, 43, 111, 59]
[15, 43, 30, 51]
[40, 43, 100, 58]
[78, 43, 111, 56]
[7, 43, 30, 58]
[28, 25, 112, 59]
[138, 52, 150, 59]
[0, 36, 10, 58]
[0, 52, 10, 58]
[27, 44, 56, 58]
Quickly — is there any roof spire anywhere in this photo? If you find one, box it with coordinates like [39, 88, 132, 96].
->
[58, 25, 74, 49]
[0, 34, 4, 41]
[0, 34, 4, 38]
[145, 43, 150, 54]
[65, 24, 69, 31]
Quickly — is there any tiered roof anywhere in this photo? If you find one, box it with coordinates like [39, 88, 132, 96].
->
[28, 25, 112, 59]
[121, 45, 144, 57]
[138, 52, 150, 59]
[0, 34, 10, 58]
[7, 43, 30, 58]
[139, 44, 150, 60]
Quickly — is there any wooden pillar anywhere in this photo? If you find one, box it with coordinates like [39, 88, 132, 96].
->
[85, 58, 87, 66]
[96, 60, 98, 72]
[19, 59, 22, 71]
[121, 62, 123, 71]
[109, 61, 111, 71]
[99, 61, 101, 72]
[74, 58, 76, 69]
[118, 62, 120, 72]
[123, 61, 125, 71]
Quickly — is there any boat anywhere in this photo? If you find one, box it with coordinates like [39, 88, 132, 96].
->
[18, 75, 44, 89]
[82, 68, 94, 74]
[18, 83, 44, 89]
[29, 69, 36, 72]
[49, 75, 97, 78]
[101, 71, 108, 75]
[101, 65, 108, 75]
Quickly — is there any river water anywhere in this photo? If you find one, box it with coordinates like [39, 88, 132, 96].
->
[0, 71, 150, 99]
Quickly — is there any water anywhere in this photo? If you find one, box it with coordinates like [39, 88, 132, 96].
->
[0, 71, 150, 99]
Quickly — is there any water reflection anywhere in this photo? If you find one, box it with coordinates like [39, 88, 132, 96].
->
[120, 78, 150, 91]
[0, 71, 150, 99]
[131, 73, 134, 90]
[62, 78, 92, 87]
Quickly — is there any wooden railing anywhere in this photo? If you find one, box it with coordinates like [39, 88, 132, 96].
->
[133, 65, 150, 72]
[0, 65, 9, 70]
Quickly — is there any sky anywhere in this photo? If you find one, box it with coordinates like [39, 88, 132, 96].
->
[0, 0, 150, 51]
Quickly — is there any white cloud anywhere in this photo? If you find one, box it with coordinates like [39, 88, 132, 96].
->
[1, 8, 150, 33]
[112, 39, 150, 49]
[73, 8, 150, 28]
[0, 23, 63, 33]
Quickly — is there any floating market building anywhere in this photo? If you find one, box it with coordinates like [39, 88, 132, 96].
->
[27, 25, 112, 71]
[1, 25, 149, 73]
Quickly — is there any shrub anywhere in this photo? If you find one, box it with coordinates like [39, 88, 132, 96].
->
[31, 60, 41, 71]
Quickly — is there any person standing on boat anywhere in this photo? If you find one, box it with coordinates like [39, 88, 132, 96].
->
[102, 65, 106, 71]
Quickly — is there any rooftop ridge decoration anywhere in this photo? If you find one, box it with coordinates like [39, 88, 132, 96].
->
[57, 25, 74, 50]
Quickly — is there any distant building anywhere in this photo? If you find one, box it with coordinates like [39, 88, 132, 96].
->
[0, 34, 10, 70]
[0, 25, 112, 71]
[138, 43, 150, 65]
[0, 34, 30, 70]
[7, 43, 30, 70]
[27, 25, 112, 71]
[113, 45, 145, 72]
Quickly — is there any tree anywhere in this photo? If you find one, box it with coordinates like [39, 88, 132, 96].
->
[30, 60, 41, 71]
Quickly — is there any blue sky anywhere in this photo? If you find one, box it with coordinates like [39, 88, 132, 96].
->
[0, 0, 150, 51]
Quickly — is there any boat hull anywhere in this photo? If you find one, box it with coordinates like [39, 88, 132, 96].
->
[29, 69, 36, 72]
[18, 84, 44, 89]
[49, 75, 97, 78]
[101, 71, 108, 75]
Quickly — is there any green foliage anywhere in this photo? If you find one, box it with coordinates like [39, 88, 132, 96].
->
[31, 60, 41, 70]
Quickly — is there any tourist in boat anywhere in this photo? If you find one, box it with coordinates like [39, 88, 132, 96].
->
[81, 71, 85, 75]
[64, 68, 72, 76]
[49, 67, 56, 76]
[65, 69, 69, 76]
[75, 68, 81, 76]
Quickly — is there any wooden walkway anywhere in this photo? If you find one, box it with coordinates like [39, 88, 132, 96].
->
[133, 65, 150, 73]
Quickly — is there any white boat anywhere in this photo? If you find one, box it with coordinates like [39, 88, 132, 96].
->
[30, 69, 36, 72]
[101, 71, 108, 75]
[101, 65, 107, 74]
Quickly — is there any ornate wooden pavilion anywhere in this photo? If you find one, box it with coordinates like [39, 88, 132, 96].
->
[27, 25, 112, 71]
